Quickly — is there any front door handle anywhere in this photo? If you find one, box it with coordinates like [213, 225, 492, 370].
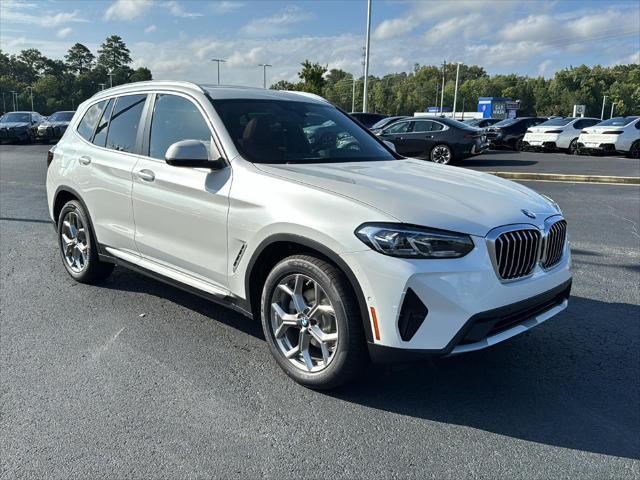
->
[136, 169, 155, 182]
[78, 155, 91, 165]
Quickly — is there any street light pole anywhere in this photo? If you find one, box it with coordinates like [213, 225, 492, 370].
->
[108, 70, 114, 88]
[600, 95, 607, 120]
[211, 59, 226, 85]
[11, 91, 17, 111]
[258, 63, 272, 89]
[362, 0, 372, 113]
[27, 86, 34, 111]
[440, 61, 446, 114]
[1, 92, 5, 112]
[99, 83, 106, 91]
[452, 62, 461, 119]
[610, 102, 615, 119]
[351, 76, 356, 112]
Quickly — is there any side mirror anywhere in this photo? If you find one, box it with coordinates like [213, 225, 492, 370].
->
[165, 140, 225, 169]
[383, 140, 396, 152]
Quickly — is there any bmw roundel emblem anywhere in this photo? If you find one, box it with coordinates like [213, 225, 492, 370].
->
[521, 209, 537, 219]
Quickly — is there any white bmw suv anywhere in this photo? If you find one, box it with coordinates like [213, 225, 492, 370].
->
[46, 81, 572, 389]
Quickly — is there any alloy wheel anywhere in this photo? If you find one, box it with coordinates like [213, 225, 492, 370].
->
[631, 142, 640, 159]
[270, 273, 338, 373]
[569, 139, 578, 155]
[61, 211, 88, 273]
[431, 145, 451, 164]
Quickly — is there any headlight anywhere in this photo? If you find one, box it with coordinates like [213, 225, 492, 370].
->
[355, 223, 474, 259]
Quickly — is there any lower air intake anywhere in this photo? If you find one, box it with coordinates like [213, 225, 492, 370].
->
[398, 289, 428, 341]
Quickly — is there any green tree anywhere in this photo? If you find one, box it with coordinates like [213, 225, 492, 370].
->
[65, 43, 95, 74]
[298, 60, 327, 95]
[97, 35, 132, 71]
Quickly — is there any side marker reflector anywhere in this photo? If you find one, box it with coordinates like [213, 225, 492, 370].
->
[370, 307, 381, 341]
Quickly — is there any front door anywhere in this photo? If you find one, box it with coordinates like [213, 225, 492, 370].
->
[131, 93, 231, 290]
[378, 120, 413, 156]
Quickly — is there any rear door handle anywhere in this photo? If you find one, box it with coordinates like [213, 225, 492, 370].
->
[78, 155, 91, 165]
[136, 169, 155, 182]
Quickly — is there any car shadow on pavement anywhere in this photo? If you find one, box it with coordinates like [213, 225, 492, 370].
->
[330, 295, 640, 460]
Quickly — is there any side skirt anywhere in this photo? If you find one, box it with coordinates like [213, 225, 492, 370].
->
[98, 250, 254, 320]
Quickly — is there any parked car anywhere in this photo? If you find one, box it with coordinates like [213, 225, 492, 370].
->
[577, 116, 640, 158]
[377, 116, 487, 164]
[47, 81, 571, 389]
[522, 117, 601, 154]
[35, 111, 76, 143]
[485, 117, 547, 150]
[370, 115, 409, 134]
[0, 111, 45, 143]
[349, 112, 388, 128]
[462, 118, 502, 129]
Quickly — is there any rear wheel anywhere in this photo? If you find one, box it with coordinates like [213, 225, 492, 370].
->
[57, 200, 114, 284]
[513, 137, 524, 151]
[260, 255, 367, 389]
[629, 140, 640, 159]
[567, 138, 578, 155]
[430, 144, 453, 164]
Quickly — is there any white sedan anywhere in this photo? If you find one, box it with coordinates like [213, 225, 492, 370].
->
[578, 116, 640, 157]
[523, 117, 601, 154]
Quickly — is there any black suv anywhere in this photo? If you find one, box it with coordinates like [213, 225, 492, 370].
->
[485, 117, 547, 151]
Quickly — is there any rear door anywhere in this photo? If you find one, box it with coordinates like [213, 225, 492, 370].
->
[131, 92, 231, 291]
[72, 94, 146, 255]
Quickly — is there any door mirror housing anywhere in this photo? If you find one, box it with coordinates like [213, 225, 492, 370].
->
[383, 140, 396, 152]
[165, 140, 225, 169]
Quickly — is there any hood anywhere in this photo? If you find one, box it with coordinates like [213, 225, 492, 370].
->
[255, 159, 558, 237]
[0, 122, 30, 128]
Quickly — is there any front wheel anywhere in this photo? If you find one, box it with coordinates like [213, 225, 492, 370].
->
[629, 141, 640, 159]
[260, 255, 367, 389]
[430, 144, 453, 164]
[57, 200, 114, 284]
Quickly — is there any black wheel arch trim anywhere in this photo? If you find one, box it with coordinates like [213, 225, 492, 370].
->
[244, 233, 374, 343]
[53, 186, 100, 245]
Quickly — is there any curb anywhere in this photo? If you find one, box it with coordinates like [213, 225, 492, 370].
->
[488, 171, 640, 185]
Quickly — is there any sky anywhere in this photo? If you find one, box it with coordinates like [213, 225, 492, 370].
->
[1, 0, 639, 87]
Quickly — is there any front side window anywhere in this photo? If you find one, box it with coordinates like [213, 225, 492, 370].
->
[385, 121, 411, 134]
[149, 94, 212, 160]
[77, 100, 107, 141]
[212, 99, 396, 164]
[105, 94, 146, 153]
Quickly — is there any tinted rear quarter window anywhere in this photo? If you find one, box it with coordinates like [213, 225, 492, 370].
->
[77, 100, 107, 141]
[92, 98, 114, 147]
[105, 94, 146, 153]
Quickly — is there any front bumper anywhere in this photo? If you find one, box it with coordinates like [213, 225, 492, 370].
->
[341, 234, 572, 361]
[0, 127, 29, 141]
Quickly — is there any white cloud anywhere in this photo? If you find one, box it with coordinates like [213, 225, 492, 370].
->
[227, 47, 264, 67]
[56, 27, 72, 39]
[424, 14, 485, 44]
[164, 1, 202, 18]
[144, 24, 157, 34]
[104, 0, 153, 21]
[240, 6, 314, 37]
[211, 1, 245, 14]
[0, 1, 87, 28]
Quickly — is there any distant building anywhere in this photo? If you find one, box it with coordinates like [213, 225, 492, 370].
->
[426, 106, 452, 113]
[478, 97, 520, 119]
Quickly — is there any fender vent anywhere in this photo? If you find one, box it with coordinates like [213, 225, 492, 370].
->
[232, 243, 247, 272]
[398, 288, 428, 341]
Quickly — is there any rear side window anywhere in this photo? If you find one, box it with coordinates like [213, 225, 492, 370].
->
[148, 94, 211, 160]
[412, 121, 432, 133]
[77, 100, 107, 141]
[105, 94, 146, 153]
[92, 98, 114, 147]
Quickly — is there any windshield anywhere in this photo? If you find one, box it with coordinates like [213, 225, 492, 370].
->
[49, 112, 74, 122]
[211, 99, 396, 164]
[539, 118, 575, 127]
[596, 116, 638, 127]
[493, 118, 519, 127]
[2, 112, 31, 123]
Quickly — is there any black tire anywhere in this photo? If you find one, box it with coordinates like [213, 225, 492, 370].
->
[513, 137, 524, 151]
[567, 139, 579, 155]
[57, 200, 114, 284]
[260, 255, 367, 390]
[628, 140, 640, 159]
[429, 144, 454, 164]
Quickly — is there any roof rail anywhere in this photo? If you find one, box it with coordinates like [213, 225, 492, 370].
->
[90, 80, 205, 98]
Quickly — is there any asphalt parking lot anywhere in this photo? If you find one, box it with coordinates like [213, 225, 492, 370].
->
[1, 144, 639, 479]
